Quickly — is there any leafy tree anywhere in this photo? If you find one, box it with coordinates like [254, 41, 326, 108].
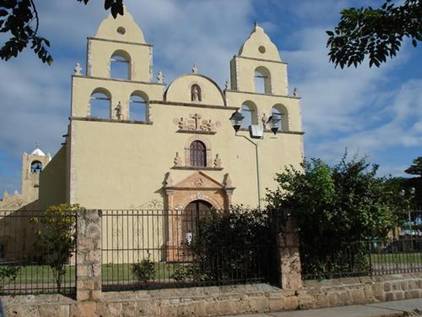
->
[32, 204, 78, 291]
[405, 156, 422, 177]
[0, 0, 124, 64]
[266, 156, 401, 278]
[327, 0, 422, 68]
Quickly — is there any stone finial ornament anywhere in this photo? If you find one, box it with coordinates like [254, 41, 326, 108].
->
[74, 62, 82, 75]
[157, 71, 164, 84]
[174, 152, 183, 167]
[164, 172, 173, 187]
[114, 102, 122, 120]
[223, 173, 232, 188]
[225, 80, 229, 90]
[192, 64, 198, 74]
[293, 87, 298, 97]
[214, 154, 222, 168]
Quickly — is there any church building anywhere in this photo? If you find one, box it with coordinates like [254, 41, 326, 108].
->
[1, 8, 304, 213]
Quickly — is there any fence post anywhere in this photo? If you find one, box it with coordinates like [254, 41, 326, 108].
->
[276, 216, 303, 289]
[76, 209, 102, 301]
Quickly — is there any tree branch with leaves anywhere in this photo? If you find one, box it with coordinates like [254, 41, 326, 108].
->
[327, 0, 422, 68]
[0, 0, 124, 64]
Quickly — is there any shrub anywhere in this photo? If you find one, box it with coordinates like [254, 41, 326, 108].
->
[132, 256, 155, 283]
[0, 266, 20, 289]
[192, 207, 273, 283]
[171, 263, 205, 282]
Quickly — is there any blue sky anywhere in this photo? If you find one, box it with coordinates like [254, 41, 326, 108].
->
[0, 0, 421, 196]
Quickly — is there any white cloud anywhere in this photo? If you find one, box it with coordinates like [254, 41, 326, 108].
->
[279, 23, 421, 177]
[284, 27, 406, 138]
[308, 79, 422, 166]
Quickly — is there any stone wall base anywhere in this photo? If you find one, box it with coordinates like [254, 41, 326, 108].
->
[3, 273, 422, 317]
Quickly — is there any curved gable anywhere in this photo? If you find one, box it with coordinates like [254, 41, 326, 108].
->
[95, 7, 146, 43]
[239, 24, 281, 62]
[164, 74, 226, 106]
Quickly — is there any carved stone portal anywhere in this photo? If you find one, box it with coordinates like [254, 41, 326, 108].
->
[164, 171, 235, 261]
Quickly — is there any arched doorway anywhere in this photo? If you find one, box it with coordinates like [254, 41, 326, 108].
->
[182, 200, 213, 246]
[164, 171, 235, 261]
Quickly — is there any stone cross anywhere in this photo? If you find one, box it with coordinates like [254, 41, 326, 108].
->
[191, 113, 201, 130]
[157, 71, 164, 84]
[74, 62, 82, 75]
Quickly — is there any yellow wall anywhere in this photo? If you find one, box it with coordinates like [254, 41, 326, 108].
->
[69, 101, 303, 209]
[39, 145, 67, 209]
[40, 9, 305, 211]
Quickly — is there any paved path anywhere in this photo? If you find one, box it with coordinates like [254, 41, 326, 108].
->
[226, 299, 422, 317]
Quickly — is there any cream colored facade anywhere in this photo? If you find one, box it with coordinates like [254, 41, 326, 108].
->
[2, 8, 304, 213]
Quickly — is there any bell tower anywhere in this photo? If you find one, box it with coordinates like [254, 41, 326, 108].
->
[229, 24, 288, 96]
[21, 148, 50, 203]
[86, 8, 152, 81]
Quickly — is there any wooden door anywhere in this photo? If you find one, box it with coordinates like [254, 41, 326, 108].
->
[182, 200, 212, 245]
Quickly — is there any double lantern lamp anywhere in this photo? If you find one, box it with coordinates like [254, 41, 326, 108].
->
[230, 110, 281, 135]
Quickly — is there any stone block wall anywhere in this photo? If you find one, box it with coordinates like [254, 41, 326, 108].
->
[3, 210, 421, 316]
[276, 217, 302, 290]
[76, 209, 102, 301]
[3, 273, 422, 316]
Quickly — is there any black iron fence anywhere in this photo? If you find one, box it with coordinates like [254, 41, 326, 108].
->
[0, 210, 76, 295]
[2, 207, 421, 294]
[302, 238, 422, 280]
[101, 209, 273, 291]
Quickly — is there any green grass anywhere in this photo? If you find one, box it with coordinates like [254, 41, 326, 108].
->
[1, 262, 180, 285]
[2, 252, 421, 286]
[0, 265, 75, 284]
[371, 252, 422, 265]
[101, 262, 178, 283]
